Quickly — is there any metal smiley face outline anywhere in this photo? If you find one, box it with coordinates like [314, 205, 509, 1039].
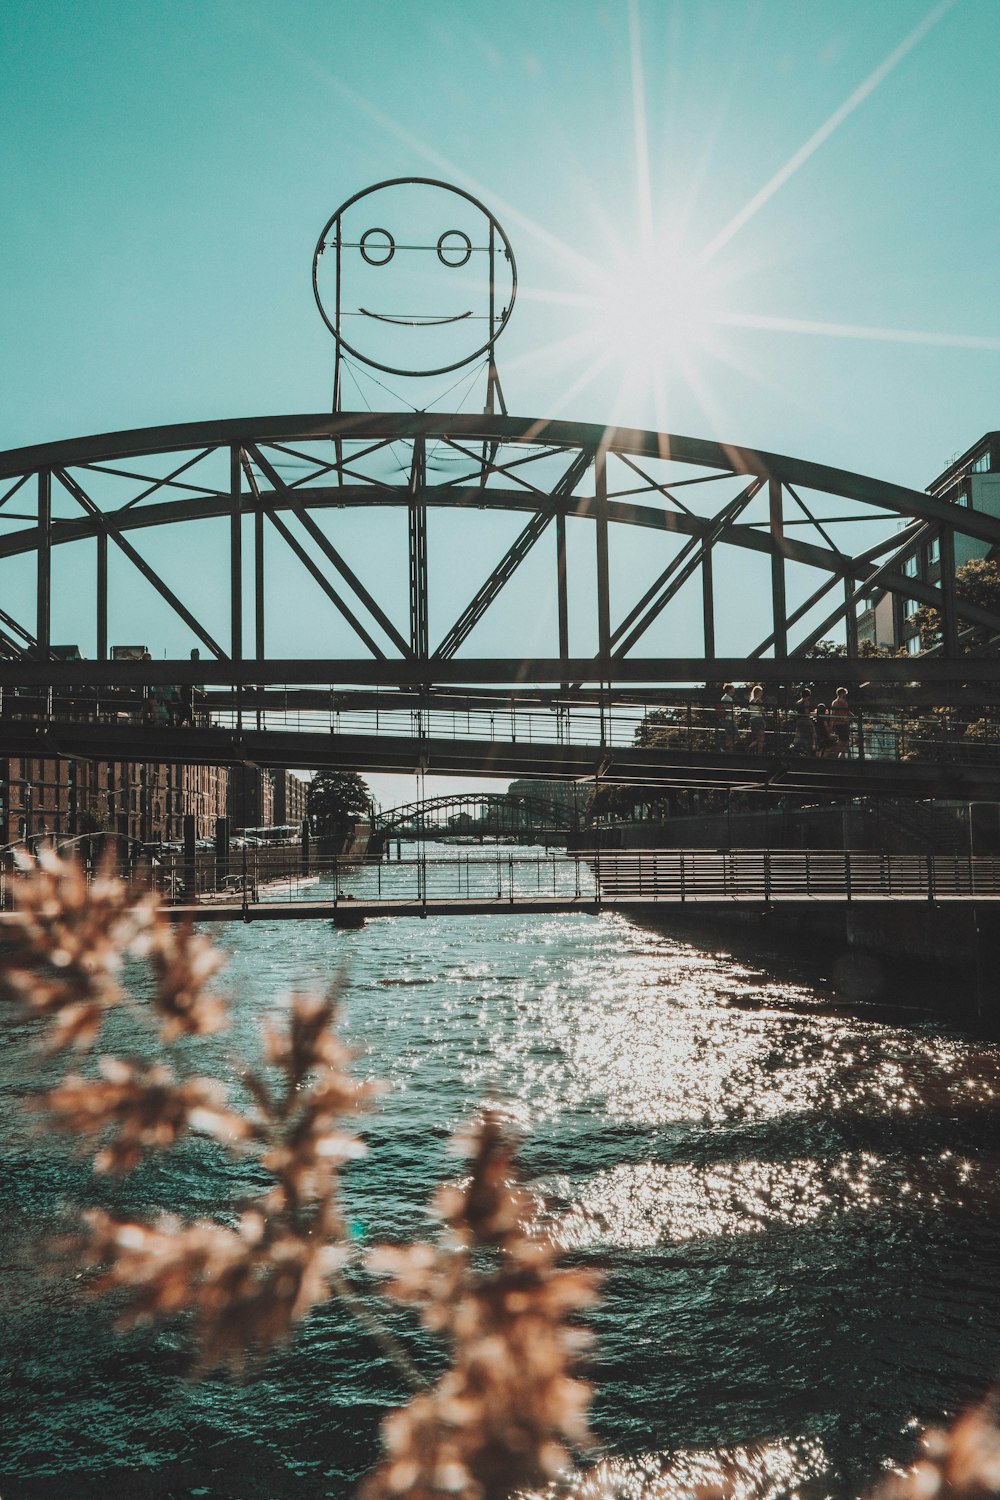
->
[312, 178, 517, 378]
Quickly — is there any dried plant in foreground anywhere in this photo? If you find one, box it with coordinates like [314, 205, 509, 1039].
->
[6, 851, 1000, 1500]
[364, 1112, 600, 1500]
[0, 847, 225, 1049]
[73, 991, 377, 1372]
[3, 850, 376, 1373]
[872, 1395, 1000, 1500]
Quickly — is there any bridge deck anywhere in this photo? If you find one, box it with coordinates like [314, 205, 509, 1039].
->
[6, 718, 1000, 798]
[165, 891, 1000, 923]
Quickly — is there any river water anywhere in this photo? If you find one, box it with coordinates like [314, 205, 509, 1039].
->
[2, 841, 999, 1499]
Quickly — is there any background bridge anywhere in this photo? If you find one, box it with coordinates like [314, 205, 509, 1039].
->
[373, 790, 580, 840]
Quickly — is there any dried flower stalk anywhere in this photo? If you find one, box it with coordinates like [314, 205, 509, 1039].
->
[873, 1394, 1000, 1500]
[73, 989, 375, 1371]
[41, 1057, 251, 1173]
[1, 847, 227, 1048]
[364, 1113, 600, 1500]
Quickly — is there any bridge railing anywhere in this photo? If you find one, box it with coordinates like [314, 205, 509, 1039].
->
[189, 846, 1000, 905]
[6, 846, 1000, 912]
[5, 682, 1000, 767]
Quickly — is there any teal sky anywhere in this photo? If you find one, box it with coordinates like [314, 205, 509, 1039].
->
[3, 0, 1000, 806]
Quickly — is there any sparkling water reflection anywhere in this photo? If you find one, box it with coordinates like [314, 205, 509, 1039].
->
[1, 842, 999, 1499]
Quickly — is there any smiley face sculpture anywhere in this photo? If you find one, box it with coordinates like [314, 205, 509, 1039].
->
[313, 178, 517, 379]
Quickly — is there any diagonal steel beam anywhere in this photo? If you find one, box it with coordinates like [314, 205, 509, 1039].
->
[248, 443, 412, 658]
[788, 522, 936, 654]
[53, 467, 227, 658]
[0, 604, 35, 649]
[791, 541, 1000, 656]
[432, 446, 595, 661]
[239, 458, 386, 660]
[0, 472, 30, 512]
[612, 480, 763, 659]
[610, 533, 704, 652]
[748, 570, 844, 658]
[0, 624, 27, 657]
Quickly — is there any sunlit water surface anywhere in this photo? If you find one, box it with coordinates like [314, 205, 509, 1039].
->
[2, 843, 999, 1499]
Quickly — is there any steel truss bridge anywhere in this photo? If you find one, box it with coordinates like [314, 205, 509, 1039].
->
[3, 411, 1000, 797]
[374, 791, 579, 839]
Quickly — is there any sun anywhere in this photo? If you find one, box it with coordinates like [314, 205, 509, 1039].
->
[587, 240, 726, 379]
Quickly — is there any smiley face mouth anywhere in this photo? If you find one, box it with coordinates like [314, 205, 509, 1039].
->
[358, 308, 473, 327]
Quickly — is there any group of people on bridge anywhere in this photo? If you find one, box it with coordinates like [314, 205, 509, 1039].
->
[717, 683, 853, 759]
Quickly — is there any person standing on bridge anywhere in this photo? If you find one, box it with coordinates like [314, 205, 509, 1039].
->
[791, 687, 816, 756]
[748, 684, 767, 754]
[717, 683, 738, 752]
[829, 687, 853, 759]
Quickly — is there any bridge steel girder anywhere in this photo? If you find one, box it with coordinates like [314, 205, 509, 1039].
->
[2, 412, 1000, 701]
[6, 717, 1000, 801]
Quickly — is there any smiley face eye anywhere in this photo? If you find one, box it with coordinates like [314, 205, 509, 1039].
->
[360, 228, 395, 266]
[437, 230, 472, 267]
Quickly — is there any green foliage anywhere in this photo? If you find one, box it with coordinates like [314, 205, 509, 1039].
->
[633, 706, 714, 754]
[806, 638, 900, 659]
[307, 770, 372, 833]
[913, 557, 1000, 654]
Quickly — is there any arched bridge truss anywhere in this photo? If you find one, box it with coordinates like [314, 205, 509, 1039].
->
[375, 792, 579, 838]
[4, 413, 1000, 799]
[3, 411, 1000, 697]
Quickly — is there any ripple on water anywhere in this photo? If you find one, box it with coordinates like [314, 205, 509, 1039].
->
[2, 851, 999, 1498]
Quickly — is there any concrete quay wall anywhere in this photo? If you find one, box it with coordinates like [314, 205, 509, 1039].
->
[636, 899, 1000, 1032]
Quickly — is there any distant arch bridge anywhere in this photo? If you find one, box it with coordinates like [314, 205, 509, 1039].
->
[374, 791, 579, 840]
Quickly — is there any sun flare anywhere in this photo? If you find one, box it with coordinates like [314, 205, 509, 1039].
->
[588, 242, 725, 380]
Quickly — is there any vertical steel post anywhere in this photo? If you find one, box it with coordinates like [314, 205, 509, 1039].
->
[844, 575, 859, 657]
[254, 507, 265, 660]
[595, 447, 611, 668]
[702, 546, 715, 658]
[409, 438, 428, 662]
[769, 478, 787, 659]
[231, 446, 243, 731]
[96, 531, 108, 661]
[230, 446, 243, 662]
[486, 219, 497, 415]
[556, 510, 569, 679]
[333, 214, 343, 417]
[36, 470, 51, 659]
[939, 526, 958, 658]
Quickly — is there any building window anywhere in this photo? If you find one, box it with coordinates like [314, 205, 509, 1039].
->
[972, 449, 992, 474]
[907, 634, 922, 654]
[903, 554, 919, 578]
[928, 537, 941, 564]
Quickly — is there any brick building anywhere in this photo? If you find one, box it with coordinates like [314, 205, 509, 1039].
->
[0, 755, 228, 848]
[273, 770, 310, 828]
[227, 765, 275, 831]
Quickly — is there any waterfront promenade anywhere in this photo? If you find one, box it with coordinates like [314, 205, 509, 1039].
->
[147, 846, 1000, 921]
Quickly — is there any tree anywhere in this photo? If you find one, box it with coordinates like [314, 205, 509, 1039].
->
[913, 556, 1000, 654]
[307, 770, 372, 833]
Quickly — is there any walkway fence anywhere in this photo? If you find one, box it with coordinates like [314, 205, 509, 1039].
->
[7, 848, 1000, 913]
[4, 686, 1000, 766]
